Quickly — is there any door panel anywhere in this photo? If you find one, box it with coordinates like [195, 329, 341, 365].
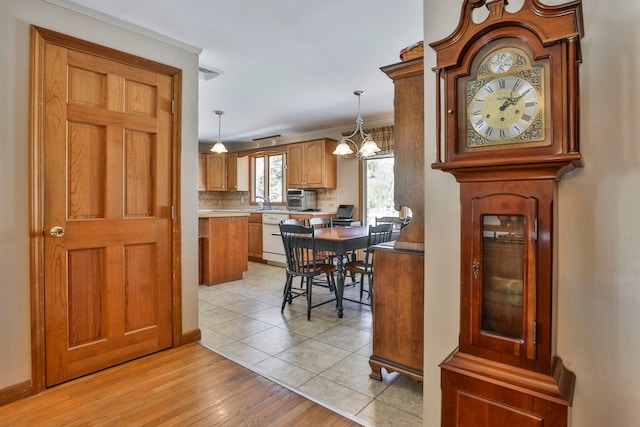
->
[67, 248, 105, 347]
[43, 42, 173, 386]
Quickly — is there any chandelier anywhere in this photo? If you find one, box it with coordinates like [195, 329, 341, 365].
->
[332, 91, 381, 158]
[209, 110, 228, 153]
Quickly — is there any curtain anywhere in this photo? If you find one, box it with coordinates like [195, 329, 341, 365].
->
[342, 125, 395, 155]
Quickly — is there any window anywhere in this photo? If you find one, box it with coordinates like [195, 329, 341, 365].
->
[250, 152, 286, 204]
[363, 154, 399, 226]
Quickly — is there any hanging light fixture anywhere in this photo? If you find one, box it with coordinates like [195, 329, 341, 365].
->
[333, 91, 381, 158]
[210, 110, 228, 153]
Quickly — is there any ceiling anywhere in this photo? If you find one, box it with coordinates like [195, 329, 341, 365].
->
[57, 0, 423, 149]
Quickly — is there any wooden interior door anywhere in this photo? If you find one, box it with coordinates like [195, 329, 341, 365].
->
[42, 41, 174, 386]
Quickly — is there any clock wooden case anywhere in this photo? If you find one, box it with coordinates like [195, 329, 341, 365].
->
[430, 1, 583, 426]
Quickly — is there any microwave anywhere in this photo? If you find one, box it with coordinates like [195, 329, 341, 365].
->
[286, 189, 316, 211]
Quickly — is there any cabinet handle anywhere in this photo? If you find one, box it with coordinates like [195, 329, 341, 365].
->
[472, 259, 480, 279]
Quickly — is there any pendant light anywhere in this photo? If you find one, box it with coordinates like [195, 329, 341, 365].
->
[333, 91, 381, 158]
[210, 110, 228, 153]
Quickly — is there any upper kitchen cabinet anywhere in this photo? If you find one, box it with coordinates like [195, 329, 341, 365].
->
[287, 138, 337, 189]
[235, 155, 249, 192]
[199, 152, 249, 192]
[227, 152, 238, 191]
[198, 154, 207, 191]
[206, 153, 227, 191]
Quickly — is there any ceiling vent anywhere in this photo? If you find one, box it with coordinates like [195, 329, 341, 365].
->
[198, 66, 223, 81]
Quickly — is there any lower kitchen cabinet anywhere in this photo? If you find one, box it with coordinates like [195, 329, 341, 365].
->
[248, 213, 263, 261]
[199, 215, 248, 285]
[369, 243, 424, 382]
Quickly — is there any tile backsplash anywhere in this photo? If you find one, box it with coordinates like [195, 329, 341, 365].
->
[198, 191, 249, 207]
[198, 189, 338, 212]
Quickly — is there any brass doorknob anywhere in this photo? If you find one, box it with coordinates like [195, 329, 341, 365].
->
[49, 225, 65, 238]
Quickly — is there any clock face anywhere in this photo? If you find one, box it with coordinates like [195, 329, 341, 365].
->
[464, 46, 546, 148]
[468, 76, 539, 141]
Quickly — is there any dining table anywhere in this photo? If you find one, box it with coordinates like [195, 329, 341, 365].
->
[313, 225, 397, 318]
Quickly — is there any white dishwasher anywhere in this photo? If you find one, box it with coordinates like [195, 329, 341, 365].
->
[262, 212, 290, 264]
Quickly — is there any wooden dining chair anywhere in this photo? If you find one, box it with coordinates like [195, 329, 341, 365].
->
[281, 218, 306, 226]
[308, 217, 335, 264]
[375, 216, 402, 229]
[308, 217, 331, 228]
[279, 223, 337, 320]
[344, 223, 393, 300]
[284, 217, 335, 292]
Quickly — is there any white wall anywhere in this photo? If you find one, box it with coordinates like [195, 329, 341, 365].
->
[0, 0, 200, 390]
[423, 1, 640, 426]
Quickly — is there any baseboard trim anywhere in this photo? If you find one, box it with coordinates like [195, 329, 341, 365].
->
[181, 328, 202, 345]
[0, 380, 32, 407]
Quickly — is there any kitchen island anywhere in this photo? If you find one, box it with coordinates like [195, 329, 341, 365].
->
[198, 206, 335, 266]
[198, 211, 249, 285]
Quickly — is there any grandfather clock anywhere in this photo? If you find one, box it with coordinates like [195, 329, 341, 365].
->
[430, 1, 583, 425]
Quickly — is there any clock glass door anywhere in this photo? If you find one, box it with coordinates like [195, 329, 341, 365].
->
[482, 215, 525, 340]
[468, 193, 537, 361]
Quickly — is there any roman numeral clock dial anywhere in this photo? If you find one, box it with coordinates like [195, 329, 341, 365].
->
[465, 47, 545, 148]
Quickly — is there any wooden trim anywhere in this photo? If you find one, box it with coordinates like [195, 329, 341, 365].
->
[235, 146, 288, 157]
[29, 25, 46, 395]
[379, 57, 424, 80]
[180, 328, 202, 345]
[0, 380, 32, 407]
[32, 26, 182, 76]
[171, 69, 184, 349]
[370, 356, 423, 383]
[29, 25, 184, 394]
[441, 350, 575, 406]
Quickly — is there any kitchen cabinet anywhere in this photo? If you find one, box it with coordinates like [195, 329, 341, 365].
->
[198, 153, 248, 192]
[287, 138, 337, 189]
[206, 153, 227, 191]
[236, 155, 249, 192]
[226, 152, 238, 191]
[248, 213, 263, 261]
[369, 244, 423, 382]
[199, 214, 248, 285]
[198, 154, 207, 191]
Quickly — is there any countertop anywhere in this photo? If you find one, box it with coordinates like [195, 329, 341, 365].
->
[198, 211, 251, 218]
[198, 207, 335, 216]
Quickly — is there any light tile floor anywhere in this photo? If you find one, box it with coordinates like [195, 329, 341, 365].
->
[198, 262, 423, 427]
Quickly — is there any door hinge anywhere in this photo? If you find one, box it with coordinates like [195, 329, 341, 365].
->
[534, 217, 538, 241]
[171, 100, 175, 114]
[533, 321, 537, 344]
[171, 205, 175, 219]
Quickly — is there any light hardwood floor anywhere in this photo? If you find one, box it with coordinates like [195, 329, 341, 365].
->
[0, 343, 361, 426]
